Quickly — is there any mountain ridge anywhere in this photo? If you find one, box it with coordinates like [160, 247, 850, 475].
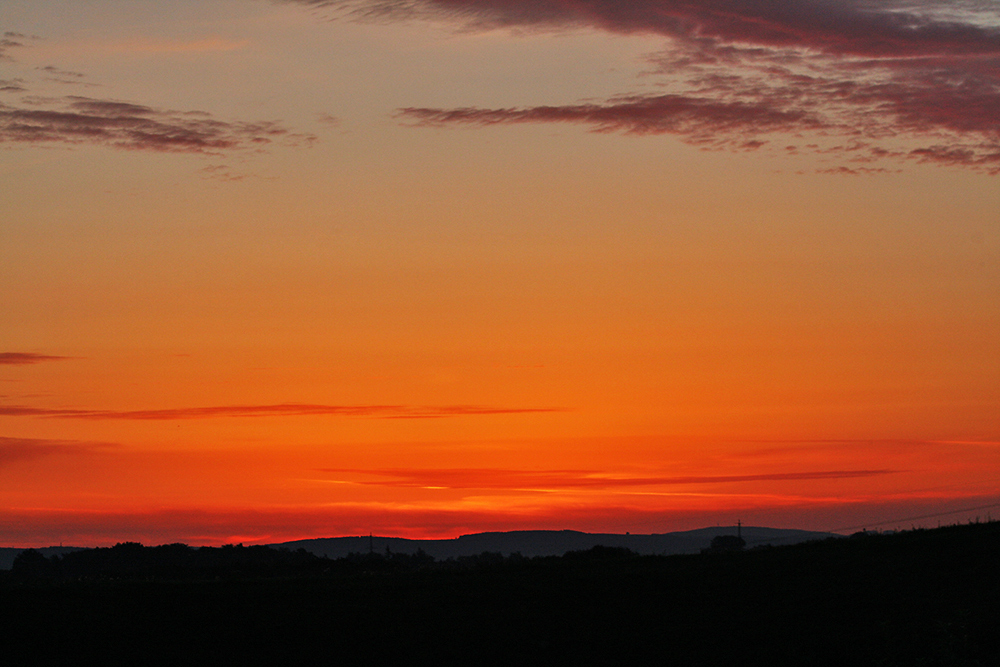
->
[268, 526, 837, 560]
[0, 526, 837, 568]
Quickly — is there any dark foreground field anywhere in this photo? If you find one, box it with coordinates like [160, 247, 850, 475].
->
[2, 522, 998, 666]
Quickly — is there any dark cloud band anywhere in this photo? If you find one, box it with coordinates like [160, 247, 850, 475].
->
[0, 353, 73, 365]
[290, 0, 1000, 172]
[291, 0, 1000, 57]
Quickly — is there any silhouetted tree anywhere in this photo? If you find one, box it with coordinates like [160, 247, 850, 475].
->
[11, 549, 50, 580]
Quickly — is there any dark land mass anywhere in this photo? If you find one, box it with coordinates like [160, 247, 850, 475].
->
[0, 526, 831, 569]
[0, 545, 84, 570]
[270, 525, 835, 559]
[2, 522, 998, 666]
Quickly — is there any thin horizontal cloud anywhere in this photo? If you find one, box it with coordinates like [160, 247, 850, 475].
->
[1, 35, 315, 156]
[0, 79, 28, 93]
[321, 467, 897, 490]
[400, 93, 820, 149]
[317, 112, 341, 127]
[0, 32, 31, 60]
[0, 352, 73, 365]
[296, 0, 1000, 172]
[0, 436, 116, 467]
[35, 65, 98, 88]
[0, 95, 313, 153]
[0, 403, 562, 420]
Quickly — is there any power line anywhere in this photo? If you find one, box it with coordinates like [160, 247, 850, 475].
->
[828, 501, 1000, 533]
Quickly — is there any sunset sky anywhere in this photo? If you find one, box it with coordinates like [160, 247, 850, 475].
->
[2, 0, 998, 547]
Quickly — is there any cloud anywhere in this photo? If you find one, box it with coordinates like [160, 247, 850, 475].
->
[0, 35, 315, 156]
[0, 95, 314, 153]
[298, 0, 1000, 57]
[320, 467, 897, 490]
[317, 112, 341, 127]
[35, 65, 97, 87]
[400, 93, 821, 150]
[0, 32, 30, 61]
[0, 352, 73, 365]
[0, 402, 562, 420]
[0, 78, 28, 93]
[0, 436, 115, 467]
[293, 0, 1000, 172]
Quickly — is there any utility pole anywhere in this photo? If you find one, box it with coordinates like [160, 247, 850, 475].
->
[737, 520, 741, 541]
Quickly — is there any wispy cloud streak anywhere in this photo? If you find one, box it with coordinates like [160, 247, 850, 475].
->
[0, 403, 562, 420]
[0, 436, 115, 467]
[0, 35, 314, 155]
[321, 467, 897, 490]
[400, 93, 819, 150]
[297, 0, 1000, 171]
[0, 95, 312, 153]
[0, 31, 33, 61]
[0, 353, 73, 365]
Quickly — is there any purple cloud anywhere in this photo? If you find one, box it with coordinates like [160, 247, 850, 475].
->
[1, 34, 315, 156]
[297, 0, 1000, 57]
[0, 95, 314, 153]
[0, 352, 73, 365]
[400, 93, 822, 149]
[292, 0, 1000, 172]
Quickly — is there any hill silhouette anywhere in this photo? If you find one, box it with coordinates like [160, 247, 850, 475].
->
[269, 525, 832, 559]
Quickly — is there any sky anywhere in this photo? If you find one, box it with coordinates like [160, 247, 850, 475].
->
[1, 0, 998, 547]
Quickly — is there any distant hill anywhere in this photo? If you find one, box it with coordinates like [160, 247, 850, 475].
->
[269, 526, 836, 559]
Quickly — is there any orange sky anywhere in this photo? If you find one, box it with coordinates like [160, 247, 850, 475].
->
[1, 0, 998, 546]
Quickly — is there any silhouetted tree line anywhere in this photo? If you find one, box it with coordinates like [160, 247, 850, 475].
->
[5, 540, 649, 583]
[5, 522, 993, 586]
[2, 522, 998, 666]
[8, 541, 324, 582]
